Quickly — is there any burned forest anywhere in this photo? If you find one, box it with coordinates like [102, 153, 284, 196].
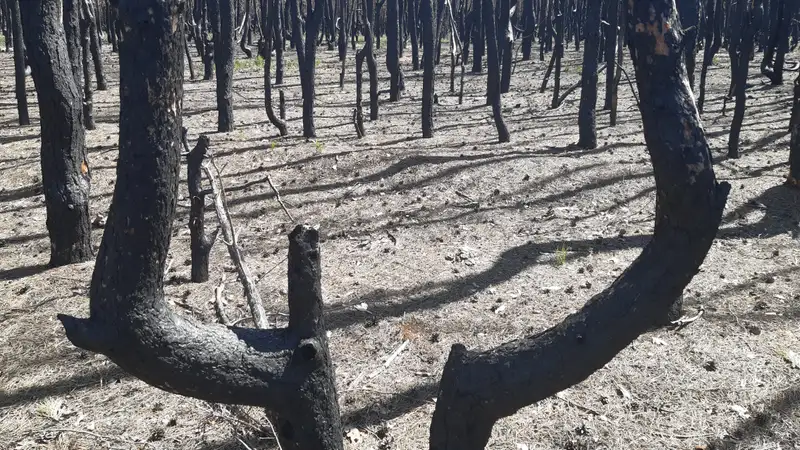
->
[1, 0, 800, 448]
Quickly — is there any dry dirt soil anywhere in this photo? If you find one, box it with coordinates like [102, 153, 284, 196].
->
[1, 40, 799, 450]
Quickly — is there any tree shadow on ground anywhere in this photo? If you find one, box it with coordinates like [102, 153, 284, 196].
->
[0, 365, 127, 409]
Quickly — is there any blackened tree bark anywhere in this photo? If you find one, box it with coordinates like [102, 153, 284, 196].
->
[64, 0, 84, 93]
[577, 0, 601, 148]
[194, 0, 215, 80]
[483, 0, 510, 142]
[421, 0, 434, 137]
[85, 0, 107, 90]
[291, 0, 323, 137]
[187, 134, 218, 282]
[338, 0, 347, 86]
[499, 0, 512, 94]
[80, 0, 96, 130]
[263, 0, 288, 136]
[603, 0, 618, 110]
[698, 0, 721, 112]
[538, 0, 548, 60]
[9, 0, 29, 125]
[386, 0, 405, 100]
[58, 3, 344, 449]
[521, 0, 534, 60]
[788, 72, 800, 184]
[273, 0, 285, 84]
[20, 0, 92, 266]
[428, 1, 729, 447]
[761, 0, 791, 84]
[472, 0, 484, 71]
[210, 0, 235, 132]
[677, 0, 699, 88]
[240, 0, 253, 57]
[1, 0, 9, 52]
[728, 0, 761, 159]
[550, 0, 564, 109]
[364, 0, 380, 120]
[409, 0, 420, 70]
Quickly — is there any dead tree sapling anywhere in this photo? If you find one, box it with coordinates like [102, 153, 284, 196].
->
[483, 0, 510, 142]
[20, 0, 92, 266]
[9, 0, 28, 125]
[551, 0, 564, 109]
[429, 0, 730, 446]
[577, 0, 601, 148]
[186, 133, 219, 283]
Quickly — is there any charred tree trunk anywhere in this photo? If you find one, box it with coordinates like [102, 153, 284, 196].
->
[187, 134, 218, 282]
[338, 0, 347, 86]
[86, 0, 107, 90]
[273, 0, 286, 84]
[263, 0, 288, 136]
[210, 0, 235, 131]
[788, 72, 800, 184]
[761, 0, 791, 84]
[387, 0, 404, 100]
[728, 0, 761, 159]
[421, 0, 434, 137]
[538, 0, 548, 61]
[20, 0, 92, 267]
[240, 0, 253, 57]
[551, 0, 564, 109]
[521, 0, 534, 60]
[195, 0, 215, 80]
[64, 0, 84, 93]
[472, 0, 484, 71]
[577, 0, 601, 148]
[80, 0, 96, 130]
[499, 0, 512, 93]
[184, 22, 196, 80]
[603, 0, 618, 110]
[409, 0, 420, 70]
[677, 0, 699, 88]
[364, 0, 379, 120]
[428, 1, 729, 447]
[698, 0, 721, 112]
[483, 0, 510, 142]
[292, 0, 322, 137]
[9, 0, 29, 125]
[58, 3, 344, 449]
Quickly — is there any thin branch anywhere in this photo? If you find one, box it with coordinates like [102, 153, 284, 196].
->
[267, 174, 295, 222]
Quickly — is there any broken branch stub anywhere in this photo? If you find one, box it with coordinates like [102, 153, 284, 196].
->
[429, 1, 730, 448]
[187, 134, 219, 282]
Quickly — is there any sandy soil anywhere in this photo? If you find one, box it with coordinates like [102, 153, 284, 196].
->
[1, 39, 799, 450]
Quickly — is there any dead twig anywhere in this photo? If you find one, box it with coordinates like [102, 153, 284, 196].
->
[266, 175, 295, 222]
[212, 277, 230, 325]
[670, 306, 705, 331]
[368, 339, 410, 378]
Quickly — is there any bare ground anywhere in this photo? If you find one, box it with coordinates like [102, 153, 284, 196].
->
[1, 42, 799, 450]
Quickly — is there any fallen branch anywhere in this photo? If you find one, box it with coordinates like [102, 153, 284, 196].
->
[553, 64, 607, 108]
[213, 277, 230, 325]
[266, 174, 295, 222]
[202, 151, 269, 329]
[670, 306, 705, 330]
[369, 339, 410, 378]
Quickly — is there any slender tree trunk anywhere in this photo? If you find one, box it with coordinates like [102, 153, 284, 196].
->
[550, 0, 564, 108]
[421, 0, 434, 137]
[577, 0, 601, 148]
[603, 0, 618, 110]
[86, 0, 107, 90]
[240, 0, 253, 56]
[483, 0, 510, 142]
[187, 135, 218, 282]
[20, 0, 92, 267]
[9, 0, 29, 125]
[365, 0, 379, 120]
[274, 0, 285, 84]
[264, 0, 288, 135]
[409, 0, 420, 70]
[522, 0, 534, 60]
[472, 0, 484, 71]
[698, 0, 721, 112]
[499, 0, 512, 93]
[338, 0, 347, 86]
[677, 0, 699, 88]
[80, 1, 96, 130]
[387, 0, 404, 100]
[210, 0, 235, 131]
[728, 0, 761, 159]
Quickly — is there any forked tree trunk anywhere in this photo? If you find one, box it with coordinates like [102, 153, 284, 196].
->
[20, 0, 92, 267]
[421, 0, 435, 137]
[58, 3, 344, 450]
[698, 0, 721, 112]
[210, 0, 235, 132]
[9, 0, 29, 125]
[483, 0, 510, 142]
[577, 0, 601, 148]
[429, 1, 729, 447]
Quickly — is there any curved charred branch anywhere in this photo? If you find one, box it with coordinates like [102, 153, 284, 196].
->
[80, 0, 96, 130]
[262, 0, 289, 136]
[789, 73, 800, 184]
[421, 0, 434, 137]
[20, 0, 92, 267]
[482, 0, 509, 143]
[186, 134, 219, 283]
[698, 0, 721, 112]
[210, 0, 235, 131]
[577, 0, 601, 149]
[9, 0, 29, 125]
[677, 0, 699, 88]
[728, 0, 761, 159]
[428, 1, 730, 448]
[57, 2, 343, 447]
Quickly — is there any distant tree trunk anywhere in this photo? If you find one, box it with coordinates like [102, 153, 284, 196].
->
[291, 0, 322, 137]
[728, 0, 761, 159]
[409, 0, 420, 70]
[210, 0, 235, 132]
[184, 22, 196, 80]
[603, 0, 618, 110]
[338, 0, 347, 86]
[195, 0, 215, 80]
[577, 0, 601, 148]
[788, 72, 800, 184]
[64, 0, 84, 92]
[240, 0, 253, 57]
[483, 0, 510, 142]
[80, 0, 96, 130]
[428, 0, 730, 446]
[387, 0, 404, 100]
[273, 0, 285, 84]
[263, 0, 288, 136]
[9, 0, 29, 125]
[421, 0, 434, 137]
[1, 0, 9, 52]
[698, 0, 721, 112]
[499, 0, 512, 93]
[677, 0, 699, 88]
[20, 0, 92, 267]
[364, 0, 380, 120]
[550, 0, 564, 108]
[472, 0, 484, 71]
[538, 0, 548, 61]
[761, 0, 791, 84]
[521, 0, 534, 60]
[86, 0, 107, 90]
